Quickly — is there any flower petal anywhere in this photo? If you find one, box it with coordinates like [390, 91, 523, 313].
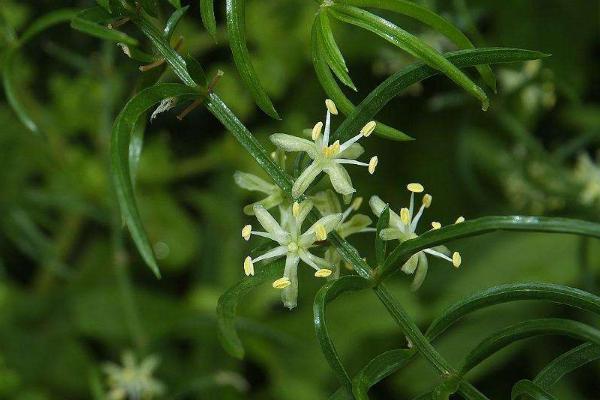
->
[281, 254, 300, 309]
[369, 195, 403, 229]
[300, 213, 342, 245]
[270, 133, 316, 157]
[299, 249, 331, 270]
[292, 161, 322, 198]
[253, 204, 288, 242]
[338, 214, 372, 238]
[242, 193, 283, 215]
[410, 252, 429, 291]
[338, 143, 364, 160]
[323, 163, 355, 196]
[234, 171, 276, 193]
[401, 254, 419, 274]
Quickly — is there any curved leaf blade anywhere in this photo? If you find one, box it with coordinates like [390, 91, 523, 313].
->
[71, 7, 139, 45]
[534, 343, 600, 390]
[352, 349, 413, 399]
[338, 0, 496, 91]
[3, 8, 77, 135]
[310, 18, 413, 141]
[314, 276, 373, 394]
[460, 318, 600, 375]
[200, 0, 218, 40]
[217, 259, 285, 359]
[318, 10, 356, 91]
[426, 283, 600, 341]
[332, 47, 547, 142]
[163, 5, 190, 40]
[328, 4, 489, 110]
[111, 83, 198, 277]
[380, 215, 600, 282]
[511, 380, 557, 400]
[225, 0, 279, 119]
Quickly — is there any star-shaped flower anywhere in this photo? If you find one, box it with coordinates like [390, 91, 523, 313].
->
[103, 352, 165, 400]
[270, 99, 378, 198]
[370, 183, 463, 290]
[242, 201, 342, 309]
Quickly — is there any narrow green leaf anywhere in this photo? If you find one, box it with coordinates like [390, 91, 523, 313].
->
[2, 9, 77, 135]
[96, 0, 111, 13]
[184, 55, 208, 87]
[460, 318, 600, 375]
[426, 283, 600, 341]
[380, 215, 600, 282]
[163, 5, 189, 40]
[169, 0, 182, 8]
[216, 259, 284, 359]
[338, 0, 496, 91]
[139, 0, 159, 17]
[328, 4, 489, 110]
[332, 47, 547, 142]
[314, 276, 373, 394]
[111, 83, 199, 277]
[352, 349, 412, 399]
[310, 18, 413, 141]
[71, 7, 138, 45]
[318, 11, 356, 91]
[133, 15, 197, 87]
[511, 380, 557, 400]
[375, 205, 390, 267]
[225, 0, 279, 119]
[200, 0, 218, 40]
[534, 343, 600, 390]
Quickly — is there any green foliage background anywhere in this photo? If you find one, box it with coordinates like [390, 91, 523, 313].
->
[0, 0, 599, 398]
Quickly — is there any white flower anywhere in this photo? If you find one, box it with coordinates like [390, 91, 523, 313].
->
[574, 153, 600, 207]
[103, 352, 165, 400]
[370, 183, 463, 290]
[234, 171, 284, 215]
[270, 99, 378, 198]
[243, 202, 342, 309]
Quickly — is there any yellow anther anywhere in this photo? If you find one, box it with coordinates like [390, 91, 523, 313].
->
[351, 197, 363, 211]
[272, 277, 291, 289]
[323, 141, 340, 158]
[244, 256, 254, 276]
[312, 121, 323, 140]
[407, 183, 424, 193]
[325, 99, 338, 115]
[400, 208, 410, 225]
[368, 156, 378, 175]
[292, 202, 301, 218]
[360, 121, 376, 137]
[422, 194, 432, 208]
[452, 252, 462, 268]
[455, 216, 465, 224]
[315, 268, 332, 278]
[315, 224, 327, 241]
[431, 221, 441, 230]
[270, 151, 277, 160]
[242, 225, 252, 241]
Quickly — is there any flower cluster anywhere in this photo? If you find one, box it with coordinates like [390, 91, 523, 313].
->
[236, 99, 464, 308]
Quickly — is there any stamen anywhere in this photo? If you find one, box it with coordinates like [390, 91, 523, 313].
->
[423, 194, 432, 208]
[455, 216, 465, 224]
[315, 268, 332, 278]
[242, 225, 252, 241]
[270, 151, 277, 160]
[325, 99, 338, 115]
[400, 208, 410, 225]
[407, 183, 424, 193]
[292, 202, 301, 219]
[368, 156, 378, 175]
[312, 121, 323, 141]
[431, 221, 441, 230]
[272, 277, 291, 289]
[244, 256, 254, 276]
[452, 252, 462, 268]
[360, 121, 376, 137]
[315, 224, 327, 241]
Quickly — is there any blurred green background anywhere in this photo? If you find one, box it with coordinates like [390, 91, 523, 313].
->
[0, 0, 599, 398]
